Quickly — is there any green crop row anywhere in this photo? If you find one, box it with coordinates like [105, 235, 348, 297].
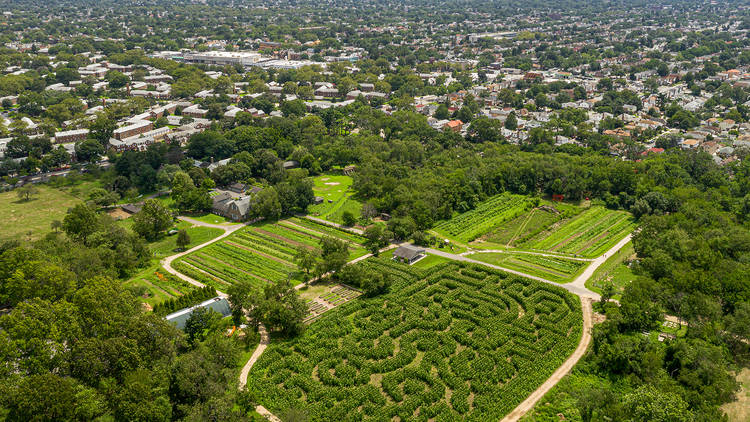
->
[434, 193, 533, 242]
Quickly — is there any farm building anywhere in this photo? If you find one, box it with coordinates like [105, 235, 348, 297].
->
[165, 297, 232, 329]
[392, 244, 426, 265]
[212, 192, 252, 221]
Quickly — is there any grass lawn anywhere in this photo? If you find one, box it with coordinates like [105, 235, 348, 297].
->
[722, 368, 750, 422]
[0, 184, 82, 242]
[148, 220, 225, 259]
[307, 174, 362, 224]
[188, 212, 240, 225]
[470, 252, 587, 284]
[411, 253, 451, 269]
[585, 241, 636, 300]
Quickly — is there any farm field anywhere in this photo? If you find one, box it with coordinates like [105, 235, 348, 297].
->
[586, 241, 637, 299]
[433, 193, 534, 243]
[172, 217, 367, 291]
[307, 174, 362, 224]
[475, 202, 582, 249]
[247, 259, 583, 421]
[123, 265, 197, 307]
[0, 184, 82, 242]
[470, 252, 587, 283]
[521, 206, 634, 258]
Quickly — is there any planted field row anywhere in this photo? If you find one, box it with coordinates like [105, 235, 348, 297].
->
[471, 252, 586, 284]
[434, 193, 533, 242]
[247, 259, 582, 421]
[526, 206, 634, 257]
[173, 218, 368, 288]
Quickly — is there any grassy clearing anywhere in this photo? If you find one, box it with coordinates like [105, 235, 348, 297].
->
[307, 174, 362, 224]
[524, 206, 634, 258]
[470, 252, 587, 283]
[722, 368, 750, 422]
[188, 212, 240, 225]
[0, 184, 82, 242]
[411, 253, 451, 269]
[586, 241, 637, 299]
[147, 220, 224, 258]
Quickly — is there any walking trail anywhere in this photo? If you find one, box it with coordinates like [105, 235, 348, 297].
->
[161, 215, 633, 422]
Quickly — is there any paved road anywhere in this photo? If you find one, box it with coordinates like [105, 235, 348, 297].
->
[568, 234, 632, 295]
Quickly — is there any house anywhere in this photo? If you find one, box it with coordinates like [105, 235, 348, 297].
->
[165, 297, 232, 329]
[212, 192, 252, 221]
[283, 160, 300, 170]
[444, 120, 463, 132]
[392, 245, 426, 265]
[228, 183, 247, 194]
[121, 203, 143, 214]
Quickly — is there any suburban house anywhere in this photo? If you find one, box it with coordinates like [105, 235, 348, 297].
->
[165, 297, 232, 329]
[392, 244, 426, 265]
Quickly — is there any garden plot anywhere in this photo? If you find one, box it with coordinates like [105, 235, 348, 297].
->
[247, 259, 582, 421]
[173, 218, 367, 290]
[433, 193, 533, 243]
[470, 252, 587, 283]
[524, 206, 634, 258]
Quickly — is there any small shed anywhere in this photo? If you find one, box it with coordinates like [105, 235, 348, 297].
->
[392, 245, 426, 265]
[121, 203, 143, 214]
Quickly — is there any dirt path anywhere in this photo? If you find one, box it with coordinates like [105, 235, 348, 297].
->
[500, 297, 594, 422]
[460, 249, 594, 262]
[300, 215, 364, 235]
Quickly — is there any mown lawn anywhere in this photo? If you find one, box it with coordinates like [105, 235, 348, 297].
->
[0, 185, 82, 242]
[585, 241, 637, 300]
[307, 174, 362, 224]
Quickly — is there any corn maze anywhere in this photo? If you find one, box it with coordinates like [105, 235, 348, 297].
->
[247, 259, 583, 421]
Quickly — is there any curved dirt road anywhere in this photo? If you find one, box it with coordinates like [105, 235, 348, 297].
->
[500, 297, 593, 422]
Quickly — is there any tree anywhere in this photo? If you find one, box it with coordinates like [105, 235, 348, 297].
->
[90, 114, 116, 145]
[16, 184, 38, 201]
[505, 111, 518, 130]
[341, 210, 357, 227]
[622, 385, 693, 422]
[62, 203, 99, 242]
[105, 71, 129, 89]
[434, 104, 450, 120]
[87, 188, 119, 207]
[360, 202, 378, 222]
[280, 99, 306, 117]
[75, 139, 104, 163]
[132, 199, 173, 241]
[50, 220, 62, 233]
[294, 246, 318, 281]
[176, 229, 191, 251]
[600, 281, 614, 308]
[250, 280, 306, 336]
[183, 306, 220, 345]
[318, 236, 349, 275]
[363, 225, 390, 255]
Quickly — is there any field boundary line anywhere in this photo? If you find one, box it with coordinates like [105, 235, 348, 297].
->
[507, 208, 536, 247]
